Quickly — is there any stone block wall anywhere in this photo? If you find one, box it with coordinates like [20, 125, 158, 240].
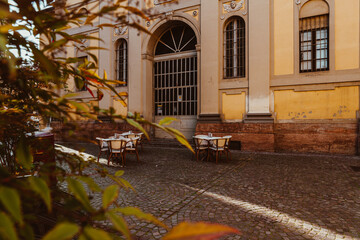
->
[196, 122, 359, 155]
[52, 121, 360, 155]
[196, 123, 275, 152]
[51, 121, 138, 142]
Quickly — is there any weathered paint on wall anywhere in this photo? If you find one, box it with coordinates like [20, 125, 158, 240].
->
[335, 0, 360, 70]
[274, 86, 359, 120]
[222, 92, 246, 120]
[273, 0, 294, 75]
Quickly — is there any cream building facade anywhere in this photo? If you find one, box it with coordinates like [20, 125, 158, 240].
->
[59, 0, 360, 155]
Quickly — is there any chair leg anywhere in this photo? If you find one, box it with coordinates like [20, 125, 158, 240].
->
[123, 152, 126, 166]
[108, 153, 112, 166]
[97, 151, 101, 162]
[215, 151, 218, 164]
[135, 150, 139, 162]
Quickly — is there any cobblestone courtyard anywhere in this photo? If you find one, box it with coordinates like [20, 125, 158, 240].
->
[60, 142, 360, 240]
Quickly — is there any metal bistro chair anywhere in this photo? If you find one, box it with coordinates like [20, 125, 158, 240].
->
[108, 139, 128, 166]
[125, 136, 140, 163]
[96, 137, 109, 162]
[135, 133, 144, 151]
[193, 136, 209, 161]
[223, 135, 232, 161]
[209, 137, 230, 164]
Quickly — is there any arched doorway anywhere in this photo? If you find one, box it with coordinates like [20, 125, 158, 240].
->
[153, 22, 198, 139]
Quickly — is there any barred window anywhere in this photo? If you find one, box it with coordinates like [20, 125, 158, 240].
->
[115, 39, 128, 86]
[224, 17, 245, 78]
[300, 14, 329, 72]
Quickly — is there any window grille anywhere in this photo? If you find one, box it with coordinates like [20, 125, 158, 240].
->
[154, 56, 197, 116]
[115, 39, 128, 86]
[224, 17, 245, 78]
[300, 14, 329, 72]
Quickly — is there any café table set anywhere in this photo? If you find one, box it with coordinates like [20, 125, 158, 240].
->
[193, 133, 232, 164]
[96, 131, 143, 167]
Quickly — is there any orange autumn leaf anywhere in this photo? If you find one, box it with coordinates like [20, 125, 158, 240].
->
[163, 222, 240, 240]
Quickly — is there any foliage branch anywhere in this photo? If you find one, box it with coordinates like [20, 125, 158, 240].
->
[0, 0, 239, 239]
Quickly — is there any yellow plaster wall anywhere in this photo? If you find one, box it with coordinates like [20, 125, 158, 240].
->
[113, 97, 128, 116]
[274, 86, 359, 120]
[222, 93, 246, 120]
[335, 0, 360, 70]
[273, 0, 294, 75]
[89, 32, 99, 65]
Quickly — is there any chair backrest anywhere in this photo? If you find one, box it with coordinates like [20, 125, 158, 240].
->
[214, 138, 227, 149]
[193, 136, 207, 149]
[96, 137, 107, 148]
[223, 135, 232, 146]
[129, 137, 140, 147]
[127, 134, 136, 139]
[109, 139, 127, 151]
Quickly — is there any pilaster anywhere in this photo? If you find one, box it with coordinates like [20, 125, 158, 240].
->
[246, 0, 273, 122]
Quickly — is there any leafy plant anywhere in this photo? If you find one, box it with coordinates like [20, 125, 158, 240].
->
[0, 0, 239, 239]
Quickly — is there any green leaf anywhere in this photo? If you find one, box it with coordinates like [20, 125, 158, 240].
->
[66, 178, 93, 212]
[15, 136, 33, 170]
[115, 207, 168, 229]
[163, 222, 240, 240]
[42, 222, 79, 240]
[106, 211, 131, 239]
[114, 170, 124, 177]
[102, 185, 119, 209]
[125, 118, 149, 139]
[28, 177, 52, 212]
[0, 212, 18, 240]
[83, 227, 112, 240]
[69, 101, 87, 112]
[74, 77, 85, 91]
[159, 117, 177, 126]
[109, 175, 135, 191]
[0, 187, 23, 225]
[165, 127, 194, 153]
[77, 176, 102, 192]
[84, 14, 97, 25]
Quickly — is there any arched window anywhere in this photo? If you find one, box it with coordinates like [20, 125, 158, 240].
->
[115, 39, 128, 86]
[224, 17, 245, 78]
[299, 0, 329, 72]
[155, 24, 196, 56]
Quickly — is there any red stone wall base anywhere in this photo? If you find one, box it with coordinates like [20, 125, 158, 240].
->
[52, 121, 359, 155]
[196, 122, 358, 155]
[50, 121, 139, 142]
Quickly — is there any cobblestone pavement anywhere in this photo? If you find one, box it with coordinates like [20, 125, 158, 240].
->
[59, 142, 360, 240]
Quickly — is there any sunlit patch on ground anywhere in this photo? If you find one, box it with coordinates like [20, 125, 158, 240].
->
[55, 144, 111, 166]
[182, 185, 358, 240]
[56, 142, 360, 239]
